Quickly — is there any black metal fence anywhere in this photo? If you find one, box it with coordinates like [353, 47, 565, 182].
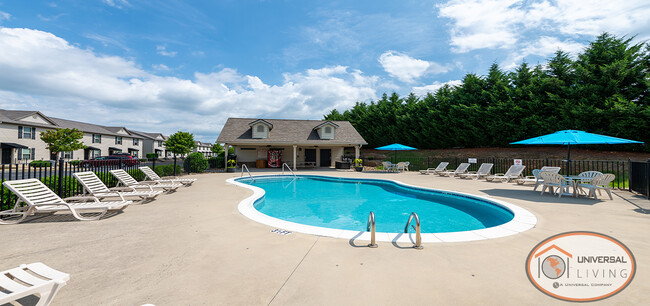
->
[381, 156, 631, 189]
[629, 161, 649, 198]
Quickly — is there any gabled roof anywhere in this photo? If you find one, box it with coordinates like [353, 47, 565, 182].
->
[130, 130, 166, 140]
[217, 118, 367, 145]
[0, 109, 58, 127]
[313, 121, 339, 129]
[248, 119, 273, 130]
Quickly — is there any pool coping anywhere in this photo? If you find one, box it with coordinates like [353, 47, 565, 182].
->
[227, 174, 537, 243]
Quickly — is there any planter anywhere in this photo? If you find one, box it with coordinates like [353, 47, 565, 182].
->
[226, 167, 235, 173]
[355, 166, 363, 172]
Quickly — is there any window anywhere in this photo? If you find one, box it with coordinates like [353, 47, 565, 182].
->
[19, 148, 33, 160]
[63, 151, 73, 159]
[158, 140, 163, 147]
[324, 126, 332, 134]
[18, 126, 35, 139]
[93, 134, 101, 143]
[133, 138, 139, 145]
[115, 136, 122, 145]
[91, 150, 100, 158]
[257, 125, 264, 132]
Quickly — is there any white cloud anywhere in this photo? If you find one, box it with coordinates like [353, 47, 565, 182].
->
[0, 11, 11, 22]
[412, 80, 462, 96]
[152, 64, 169, 71]
[156, 45, 177, 57]
[0, 27, 378, 141]
[438, 0, 650, 53]
[103, 0, 130, 9]
[501, 36, 586, 69]
[378, 51, 451, 83]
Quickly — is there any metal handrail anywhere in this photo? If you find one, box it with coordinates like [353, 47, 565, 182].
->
[366, 211, 377, 248]
[241, 164, 254, 181]
[282, 163, 296, 177]
[404, 212, 423, 249]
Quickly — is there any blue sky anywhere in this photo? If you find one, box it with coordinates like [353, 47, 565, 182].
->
[0, 0, 649, 142]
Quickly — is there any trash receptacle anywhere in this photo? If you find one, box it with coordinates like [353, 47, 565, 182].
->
[256, 159, 266, 168]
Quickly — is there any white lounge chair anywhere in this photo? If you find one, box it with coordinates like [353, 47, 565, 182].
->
[576, 173, 615, 200]
[1, 179, 131, 224]
[437, 163, 470, 177]
[459, 163, 493, 180]
[0, 262, 69, 306]
[109, 169, 182, 192]
[516, 166, 561, 190]
[381, 161, 397, 172]
[73, 171, 163, 202]
[395, 161, 410, 172]
[485, 165, 526, 182]
[539, 172, 572, 197]
[139, 166, 196, 186]
[419, 162, 449, 175]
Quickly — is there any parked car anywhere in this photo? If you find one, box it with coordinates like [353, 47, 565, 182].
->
[80, 155, 141, 167]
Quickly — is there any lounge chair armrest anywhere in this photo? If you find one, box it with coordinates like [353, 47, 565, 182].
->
[109, 186, 136, 192]
[137, 181, 160, 185]
[63, 196, 99, 202]
[160, 176, 179, 179]
[492, 173, 505, 176]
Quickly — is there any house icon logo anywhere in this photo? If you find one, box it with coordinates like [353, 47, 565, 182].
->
[525, 232, 636, 302]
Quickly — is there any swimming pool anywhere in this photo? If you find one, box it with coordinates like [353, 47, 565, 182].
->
[229, 175, 536, 243]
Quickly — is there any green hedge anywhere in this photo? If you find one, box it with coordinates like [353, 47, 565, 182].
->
[69, 160, 81, 166]
[29, 160, 52, 167]
[126, 169, 145, 181]
[39, 175, 80, 199]
[154, 164, 182, 177]
[208, 155, 225, 168]
[184, 153, 209, 173]
[146, 153, 158, 160]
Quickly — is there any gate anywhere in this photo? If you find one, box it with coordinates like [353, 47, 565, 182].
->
[629, 161, 650, 198]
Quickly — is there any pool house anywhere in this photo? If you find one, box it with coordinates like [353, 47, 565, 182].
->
[216, 118, 367, 170]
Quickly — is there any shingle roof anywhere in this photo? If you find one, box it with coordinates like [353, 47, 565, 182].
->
[216, 118, 367, 145]
[0, 108, 145, 138]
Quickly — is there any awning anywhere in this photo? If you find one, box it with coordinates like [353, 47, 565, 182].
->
[85, 146, 100, 150]
[1, 143, 28, 149]
[128, 148, 139, 152]
[108, 147, 122, 151]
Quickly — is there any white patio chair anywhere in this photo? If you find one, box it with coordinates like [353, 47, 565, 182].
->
[381, 161, 396, 172]
[139, 166, 196, 186]
[1, 179, 131, 224]
[73, 171, 163, 202]
[577, 171, 603, 183]
[0, 262, 69, 306]
[459, 163, 493, 180]
[576, 174, 615, 200]
[486, 165, 526, 182]
[516, 166, 561, 190]
[539, 172, 572, 197]
[419, 162, 449, 175]
[395, 161, 410, 172]
[109, 169, 182, 192]
[437, 163, 470, 177]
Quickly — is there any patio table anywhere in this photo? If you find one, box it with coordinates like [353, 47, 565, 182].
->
[564, 176, 595, 197]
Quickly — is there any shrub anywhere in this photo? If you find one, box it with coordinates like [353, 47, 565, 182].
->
[208, 155, 225, 168]
[184, 152, 209, 173]
[29, 160, 52, 167]
[146, 153, 159, 160]
[126, 169, 145, 181]
[1, 180, 18, 210]
[139, 159, 148, 162]
[69, 160, 81, 166]
[93, 171, 117, 188]
[154, 164, 182, 177]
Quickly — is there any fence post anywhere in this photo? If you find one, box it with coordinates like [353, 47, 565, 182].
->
[427, 157, 430, 169]
[57, 158, 64, 196]
[628, 158, 631, 192]
[152, 156, 156, 172]
[173, 154, 177, 176]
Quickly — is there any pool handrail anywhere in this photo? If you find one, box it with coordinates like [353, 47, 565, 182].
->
[404, 212, 423, 249]
[367, 211, 377, 248]
[241, 164, 254, 182]
[282, 163, 296, 177]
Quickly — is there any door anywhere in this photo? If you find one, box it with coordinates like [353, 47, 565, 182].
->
[320, 149, 331, 167]
[305, 149, 316, 163]
[1, 149, 10, 164]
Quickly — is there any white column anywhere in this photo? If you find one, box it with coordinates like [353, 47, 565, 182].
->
[293, 145, 297, 171]
[355, 145, 360, 160]
[224, 144, 229, 168]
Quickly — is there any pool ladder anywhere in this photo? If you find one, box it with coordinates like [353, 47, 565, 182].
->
[367, 212, 377, 248]
[282, 163, 296, 177]
[241, 164, 254, 181]
[404, 212, 423, 249]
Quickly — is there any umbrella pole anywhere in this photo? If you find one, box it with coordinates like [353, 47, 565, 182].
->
[567, 143, 571, 175]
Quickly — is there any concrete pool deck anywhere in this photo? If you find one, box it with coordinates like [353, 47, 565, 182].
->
[1, 170, 648, 305]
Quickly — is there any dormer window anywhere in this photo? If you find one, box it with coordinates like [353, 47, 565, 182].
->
[249, 119, 273, 139]
[314, 121, 339, 140]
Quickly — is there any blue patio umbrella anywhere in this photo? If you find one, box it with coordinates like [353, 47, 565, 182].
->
[375, 143, 417, 163]
[510, 130, 643, 162]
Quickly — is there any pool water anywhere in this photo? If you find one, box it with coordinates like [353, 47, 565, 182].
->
[238, 176, 514, 233]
